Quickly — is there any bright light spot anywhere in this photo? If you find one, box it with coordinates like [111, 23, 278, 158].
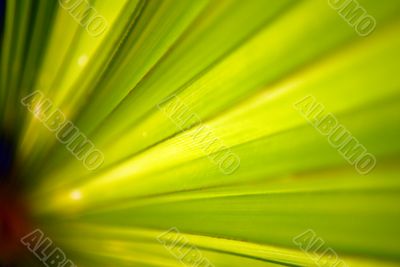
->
[78, 54, 88, 66]
[70, 190, 82, 200]
[142, 131, 147, 137]
[33, 105, 41, 117]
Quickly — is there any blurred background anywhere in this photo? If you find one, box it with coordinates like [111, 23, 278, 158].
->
[1, 0, 400, 266]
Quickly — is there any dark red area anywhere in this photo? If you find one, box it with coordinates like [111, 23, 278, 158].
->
[0, 186, 32, 264]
